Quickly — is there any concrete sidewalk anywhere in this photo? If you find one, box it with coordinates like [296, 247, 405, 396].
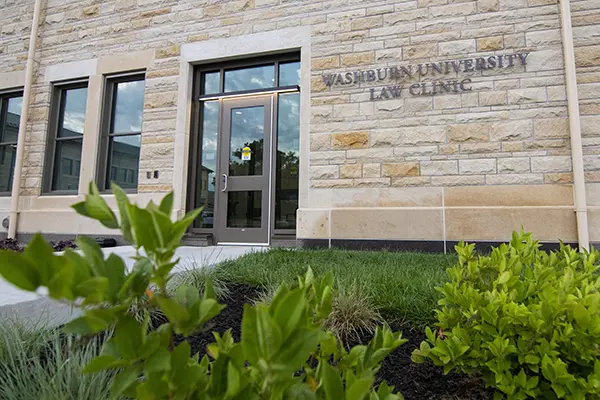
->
[0, 245, 265, 327]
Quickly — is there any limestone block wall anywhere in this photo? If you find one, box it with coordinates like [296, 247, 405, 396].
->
[0, 0, 598, 246]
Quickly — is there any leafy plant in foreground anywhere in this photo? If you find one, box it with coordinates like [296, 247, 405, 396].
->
[0, 182, 405, 400]
[412, 231, 600, 399]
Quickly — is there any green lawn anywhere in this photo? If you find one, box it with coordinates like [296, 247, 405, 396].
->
[214, 248, 457, 326]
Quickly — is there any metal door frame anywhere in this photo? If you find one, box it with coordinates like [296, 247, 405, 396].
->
[215, 95, 273, 245]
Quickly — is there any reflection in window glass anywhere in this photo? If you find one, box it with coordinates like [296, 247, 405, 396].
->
[224, 65, 275, 92]
[196, 101, 218, 228]
[279, 62, 301, 86]
[0, 94, 22, 193]
[275, 93, 300, 230]
[229, 106, 264, 176]
[111, 80, 145, 133]
[58, 87, 87, 137]
[203, 71, 220, 95]
[107, 135, 140, 190]
[227, 191, 262, 228]
[52, 139, 82, 191]
[104, 76, 144, 191]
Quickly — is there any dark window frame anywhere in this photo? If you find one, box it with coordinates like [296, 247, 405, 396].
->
[43, 80, 88, 195]
[97, 71, 145, 193]
[0, 90, 23, 196]
[187, 52, 301, 236]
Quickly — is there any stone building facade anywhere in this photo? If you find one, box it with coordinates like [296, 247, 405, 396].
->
[0, 0, 599, 250]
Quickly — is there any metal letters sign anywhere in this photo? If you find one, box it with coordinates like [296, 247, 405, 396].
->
[321, 52, 530, 100]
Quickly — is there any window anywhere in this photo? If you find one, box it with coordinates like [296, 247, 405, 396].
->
[100, 74, 144, 191]
[45, 82, 88, 193]
[0, 92, 22, 194]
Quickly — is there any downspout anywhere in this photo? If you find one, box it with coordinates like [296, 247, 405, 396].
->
[8, 0, 43, 239]
[559, 0, 590, 251]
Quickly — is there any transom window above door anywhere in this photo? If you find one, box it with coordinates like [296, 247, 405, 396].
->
[200, 58, 300, 97]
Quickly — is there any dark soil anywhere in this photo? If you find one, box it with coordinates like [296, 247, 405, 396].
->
[0, 238, 23, 252]
[156, 284, 493, 400]
[0, 238, 78, 252]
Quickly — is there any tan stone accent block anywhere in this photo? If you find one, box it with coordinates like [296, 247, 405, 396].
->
[156, 45, 180, 59]
[332, 132, 369, 149]
[311, 76, 328, 93]
[139, 7, 171, 18]
[312, 179, 353, 188]
[528, 0, 557, 5]
[146, 68, 179, 79]
[480, 91, 506, 106]
[331, 209, 443, 240]
[545, 173, 573, 184]
[297, 209, 329, 239]
[460, 142, 501, 153]
[363, 163, 380, 178]
[341, 52, 373, 67]
[204, 5, 224, 16]
[448, 124, 490, 143]
[83, 5, 100, 16]
[445, 208, 577, 241]
[382, 162, 419, 177]
[418, 0, 448, 6]
[139, 184, 172, 192]
[445, 185, 573, 207]
[403, 44, 437, 60]
[391, 177, 430, 187]
[486, 174, 544, 185]
[477, 36, 503, 51]
[312, 56, 339, 70]
[525, 139, 569, 150]
[144, 92, 177, 109]
[188, 33, 209, 42]
[353, 178, 390, 188]
[502, 141, 523, 152]
[340, 164, 362, 179]
[142, 136, 175, 144]
[351, 16, 382, 30]
[477, 0, 498, 12]
[534, 118, 570, 139]
[586, 172, 600, 182]
[440, 144, 459, 154]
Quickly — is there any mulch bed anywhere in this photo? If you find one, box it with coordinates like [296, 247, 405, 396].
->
[0, 238, 77, 252]
[158, 284, 493, 400]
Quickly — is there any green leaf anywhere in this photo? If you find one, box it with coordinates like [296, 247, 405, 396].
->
[346, 377, 373, 400]
[83, 355, 123, 373]
[104, 253, 127, 301]
[113, 316, 142, 360]
[110, 364, 141, 400]
[225, 361, 242, 398]
[145, 347, 171, 373]
[159, 192, 174, 216]
[64, 308, 117, 335]
[241, 305, 259, 364]
[76, 236, 106, 277]
[498, 271, 511, 285]
[322, 362, 344, 400]
[112, 183, 133, 243]
[573, 303, 590, 329]
[0, 251, 39, 291]
[274, 287, 307, 339]
[127, 205, 160, 253]
[23, 233, 55, 284]
[76, 276, 109, 304]
[156, 296, 190, 324]
[73, 182, 119, 229]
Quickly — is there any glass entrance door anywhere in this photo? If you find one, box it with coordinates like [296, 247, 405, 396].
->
[216, 96, 272, 244]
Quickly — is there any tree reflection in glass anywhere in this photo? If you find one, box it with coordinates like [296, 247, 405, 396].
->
[276, 93, 300, 230]
[229, 106, 264, 176]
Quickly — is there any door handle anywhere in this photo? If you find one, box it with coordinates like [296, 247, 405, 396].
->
[221, 174, 228, 192]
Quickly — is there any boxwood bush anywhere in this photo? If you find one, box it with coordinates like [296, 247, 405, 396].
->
[412, 231, 600, 399]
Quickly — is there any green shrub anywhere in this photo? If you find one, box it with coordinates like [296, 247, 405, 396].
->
[412, 231, 600, 399]
[0, 182, 406, 400]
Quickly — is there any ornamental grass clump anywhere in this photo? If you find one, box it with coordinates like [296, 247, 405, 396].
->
[412, 231, 600, 400]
